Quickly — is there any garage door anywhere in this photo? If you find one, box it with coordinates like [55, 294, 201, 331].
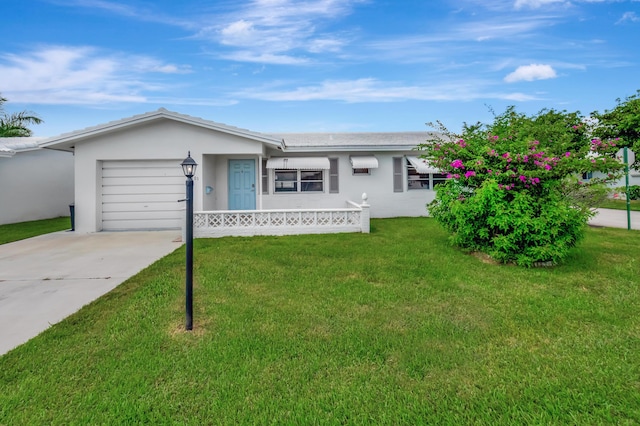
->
[101, 160, 185, 230]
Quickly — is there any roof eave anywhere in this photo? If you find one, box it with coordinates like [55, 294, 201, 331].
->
[280, 144, 421, 153]
[40, 109, 282, 150]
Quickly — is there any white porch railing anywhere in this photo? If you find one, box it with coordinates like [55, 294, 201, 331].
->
[188, 194, 370, 238]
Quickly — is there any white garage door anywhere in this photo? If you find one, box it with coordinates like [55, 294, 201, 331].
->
[101, 160, 185, 231]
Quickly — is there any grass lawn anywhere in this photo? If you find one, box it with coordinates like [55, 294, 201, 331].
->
[1, 218, 639, 424]
[598, 198, 640, 211]
[0, 216, 71, 245]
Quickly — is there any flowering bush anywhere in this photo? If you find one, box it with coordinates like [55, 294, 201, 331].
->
[420, 107, 623, 266]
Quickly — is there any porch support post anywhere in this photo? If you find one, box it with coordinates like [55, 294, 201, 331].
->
[361, 193, 370, 234]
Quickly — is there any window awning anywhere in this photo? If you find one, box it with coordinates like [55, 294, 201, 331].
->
[266, 157, 330, 170]
[350, 156, 379, 169]
[407, 156, 439, 174]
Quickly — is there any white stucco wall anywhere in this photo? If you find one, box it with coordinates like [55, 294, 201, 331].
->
[261, 152, 435, 218]
[64, 116, 440, 232]
[72, 119, 268, 232]
[592, 169, 640, 194]
[0, 149, 74, 225]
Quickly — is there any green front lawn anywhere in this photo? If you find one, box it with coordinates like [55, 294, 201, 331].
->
[1, 218, 639, 424]
[598, 198, 640, 211]
[0, 216, 71, 245]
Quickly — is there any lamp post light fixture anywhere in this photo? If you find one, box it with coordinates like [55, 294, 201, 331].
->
[181, 151, 197, 330]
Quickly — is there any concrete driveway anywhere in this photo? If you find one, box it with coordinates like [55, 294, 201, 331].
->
[0, 230, 182, 356]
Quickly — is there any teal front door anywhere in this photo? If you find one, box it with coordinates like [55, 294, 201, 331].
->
[228, 159, 256, 210]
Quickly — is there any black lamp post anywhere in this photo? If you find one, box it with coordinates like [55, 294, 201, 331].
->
[181, 152, 197, 330]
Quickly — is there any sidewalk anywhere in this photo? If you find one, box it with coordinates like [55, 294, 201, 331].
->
[588, 208, 640, 230]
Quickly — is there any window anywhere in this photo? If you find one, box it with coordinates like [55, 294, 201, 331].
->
[350, 156, 378, 176]
[274, 169, 324, 193]
[405, 159, 446, 190]
[433, 173, 448, 187]
[582, 171, 593, 180]
[407, 159, 430, 190]
[301, 170, 323, 192]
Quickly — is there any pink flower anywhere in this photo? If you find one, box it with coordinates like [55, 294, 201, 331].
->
[518, 175, 527, 182]
[451, 159, 464, 169]
[564, 152, 571, 157]
[464, 170, 476, 178]
[453, 173, 460, 179]
[544, 164, 552, 170]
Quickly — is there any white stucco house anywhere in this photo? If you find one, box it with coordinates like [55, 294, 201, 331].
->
[40, 109, 445, 236]
[0, 137, 74, 225]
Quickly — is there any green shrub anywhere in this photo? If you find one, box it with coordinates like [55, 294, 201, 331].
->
[629, 185, 640, 200]
[422, 107, 623, 266]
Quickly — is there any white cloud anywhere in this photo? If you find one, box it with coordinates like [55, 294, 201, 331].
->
[0, 45, 190, 104]
[504, 64, 558, 82]
[220, 20, 257, 46]
[221, 51, 311, 65]
[617, 11, 640, 24]
[202, 0, 362, 63]
[233, 78, 541, 103]
[514, 0, 567, 9]
[49, 0, 195, 29]
[364, 15, 559, 65]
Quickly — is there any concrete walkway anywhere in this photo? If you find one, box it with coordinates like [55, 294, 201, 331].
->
[589, 208, 640, 230]
[0, 230, 182, 356]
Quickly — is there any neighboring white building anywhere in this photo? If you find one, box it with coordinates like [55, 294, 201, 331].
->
[0, 138, 74, 225]
[41, 109, 444, 233]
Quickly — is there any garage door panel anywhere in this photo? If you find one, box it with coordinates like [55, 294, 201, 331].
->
[103, 159, 180, 168]
[101, 160, 184, 230]
[102, 168, 184, 178]
[102, 193, 184, 203]
[103, 176, 185, 186]
[102, 201, 182, 213]
[102, 184, 184, 195]
[103, 210, 182, 221]
[102, 218, 182, 231]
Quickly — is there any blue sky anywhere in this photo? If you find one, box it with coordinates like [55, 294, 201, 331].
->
[1, 0, 639, 137]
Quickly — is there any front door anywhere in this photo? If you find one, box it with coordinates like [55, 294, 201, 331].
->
[228, 159, 256, 210]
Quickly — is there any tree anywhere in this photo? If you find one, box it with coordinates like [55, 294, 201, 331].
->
[592, 90, 640, 169]
[0, 95, 43, 137]
[419, 107, 623, 267]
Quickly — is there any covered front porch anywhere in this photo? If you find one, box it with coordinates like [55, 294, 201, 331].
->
[184, 194, 371, 239]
